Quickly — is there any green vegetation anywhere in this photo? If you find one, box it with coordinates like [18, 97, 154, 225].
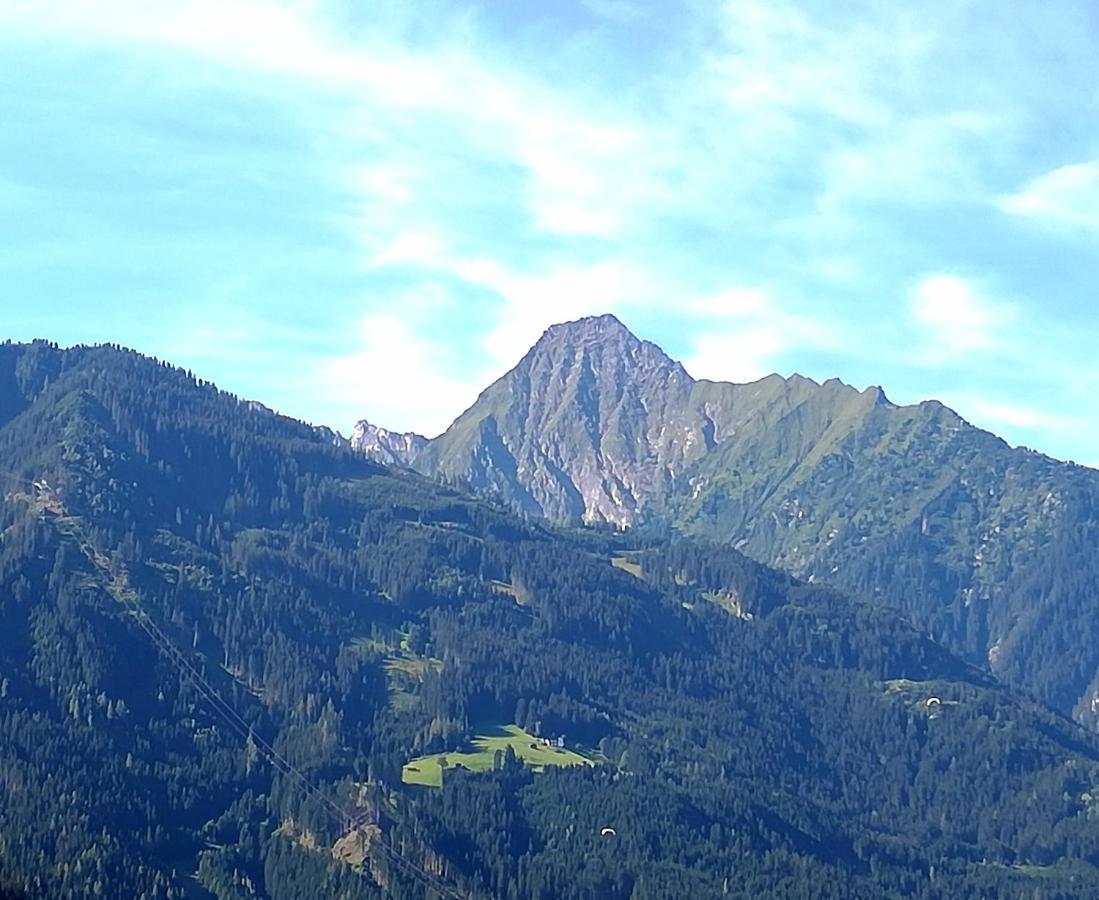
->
[3, 340, 1099, 899]
[610, 556, 643, 579]
[383, 651, 442, 713]
[701, 589, 752, 619]
[407, 316, 1099, 728]
[402, 724, 595, 787]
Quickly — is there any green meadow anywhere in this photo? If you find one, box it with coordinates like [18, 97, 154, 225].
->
[402, 724, 596, 787]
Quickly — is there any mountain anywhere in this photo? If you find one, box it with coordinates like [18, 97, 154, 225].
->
[414, 315, 695, 527]
[415, 315, 889, 528]
[350, 420, 427, 467]
[407, 316, 1099, 727]
[5, 339, 1099, 898]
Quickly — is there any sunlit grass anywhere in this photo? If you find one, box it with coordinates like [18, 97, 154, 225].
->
[402, 724, 596, 787]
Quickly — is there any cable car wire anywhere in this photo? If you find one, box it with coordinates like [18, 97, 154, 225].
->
[7, 475, 469, 900]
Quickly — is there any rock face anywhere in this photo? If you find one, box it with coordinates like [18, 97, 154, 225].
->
[397, 314, 1099, 725]
[413, 314, 890, 529]
[414, 314, 699, 526]
[350, 420, 427, 467]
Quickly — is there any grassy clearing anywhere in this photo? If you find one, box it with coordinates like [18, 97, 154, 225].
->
[385, 655, 442, 679]
[611, 556, 643, 579]
[402, 724, 596, 788]
[702, 589, 753, 620]
[489, 578, 531, 605]
[383, 652, 442, 712]
[343, 632, 443, 712]
[345, 628, 409, 658]
[490, 579, 517, 597]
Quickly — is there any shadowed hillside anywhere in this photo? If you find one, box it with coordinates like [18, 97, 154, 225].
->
[2, 340, 1099, 898]
[405, 317, 1099, 726]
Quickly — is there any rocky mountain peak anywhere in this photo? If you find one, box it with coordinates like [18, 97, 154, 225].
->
[540, 312, 632, 340]
[407, 314, 933, 531]
[349, 420, 427, 467]
[343, 316, 1099, 731]
[544, 311, 628, 336]
[410, 315, 705, 527]
[523, 314, 690, 386]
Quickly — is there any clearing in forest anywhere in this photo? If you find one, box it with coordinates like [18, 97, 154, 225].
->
[610, 556, 643, 579]
[402, 724, 595, 787]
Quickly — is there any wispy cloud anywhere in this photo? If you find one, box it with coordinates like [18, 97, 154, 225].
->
[2, 0, 675, 248]
[707, 0, 1007, 214]
[683, 287, 837, 383]
[908, 275, 1014, 363]
[999, 162, 1099, 231]
[316, 288, 489, 437]
[453, 256, 658, 366]
[936, 392, 1084, 439]
[710, 1, 892, 131]
[967, 399, 1079, 433]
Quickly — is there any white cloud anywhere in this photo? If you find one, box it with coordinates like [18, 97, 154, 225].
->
[685, 286, 772, 320]
[705, 0, 1012, 217]
[0, 1, 353, 82]
[687, 332, 786, 385]
[453, 256, 656, 365]
[909, 275, 1014, 362]
[711, 1, 890, 131]
[350, 260, 835, 396]
[999, 162, 1099, 230]
[969, 401, 1075, 432]
[682, 287, 836, 383]
[818, 112, 999, 209]
[317, 295, 488, 437]
[9, 0, 1096, 465]
[0, 1, 673, 245]
[937, 393, 1082, 436]
[357, 217, 663, 374]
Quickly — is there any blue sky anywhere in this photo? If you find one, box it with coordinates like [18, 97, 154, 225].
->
[2, 1, 1099, 466]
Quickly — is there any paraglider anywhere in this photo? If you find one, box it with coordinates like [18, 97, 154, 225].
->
[600, 827, 617, 837]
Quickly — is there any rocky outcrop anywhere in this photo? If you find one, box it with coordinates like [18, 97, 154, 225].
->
[412, 314, 888, 528]
[350, 420, 427, 467]
[382, 314, 1099, 724]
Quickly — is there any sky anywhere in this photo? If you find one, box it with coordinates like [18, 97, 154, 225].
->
[2, 1, 1099, 466]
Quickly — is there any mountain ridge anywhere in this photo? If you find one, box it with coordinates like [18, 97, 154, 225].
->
[350, 420, 427, 467]
[355, 316, 1099, 728]
[415, 315, 914, 528]
[4, 338, 1099, 898]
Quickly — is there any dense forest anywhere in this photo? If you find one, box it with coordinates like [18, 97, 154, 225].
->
[407, 315, 1099, 728]
[665, 390, 1099, 728]
[2, 340, 1099, 898]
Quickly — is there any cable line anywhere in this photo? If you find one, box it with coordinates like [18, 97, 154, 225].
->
[122, 578, 467, 899]
[30, 482, 469, 900]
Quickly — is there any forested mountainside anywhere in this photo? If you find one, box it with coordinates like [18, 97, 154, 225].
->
[406, 315, 1099, 727]
[4, 340, 1099, 899]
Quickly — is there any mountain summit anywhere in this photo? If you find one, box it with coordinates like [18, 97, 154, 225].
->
[400, 316, 1099, 726]
[416, 314, 695, 526]
[415, 314, 884, 528]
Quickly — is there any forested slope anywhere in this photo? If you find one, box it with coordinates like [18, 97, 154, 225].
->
[409, 316, 1099, 725]
[2, 340, 1099, 899]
